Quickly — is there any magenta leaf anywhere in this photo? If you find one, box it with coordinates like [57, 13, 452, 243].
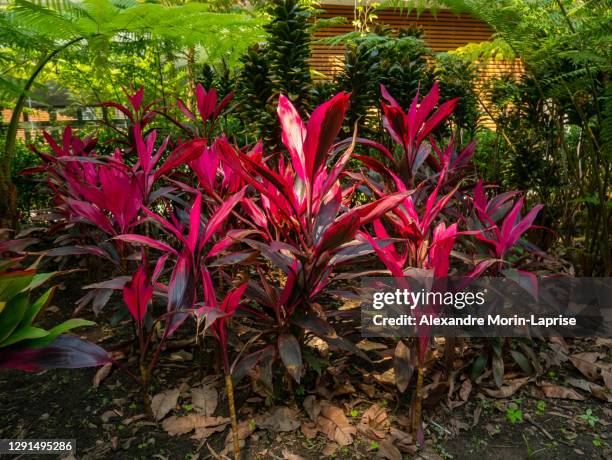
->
[0, 335, 111, 372]
[155, 138, 208, 179]
[114, 234, 178, 256]
[278, 94, 307, 182]
[303, 92, 351, 182]
[201, 188, 246, 247]
[122, 257, 153, 325]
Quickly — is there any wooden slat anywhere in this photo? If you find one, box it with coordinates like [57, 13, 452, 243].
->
[310, 4, 506, 79]
[310, 4, 522, 130]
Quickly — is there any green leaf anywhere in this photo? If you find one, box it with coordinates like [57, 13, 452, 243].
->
[24, 318, 95, 348]
[0, 271, 35, 301]
[510, 350, 534, 376]
[470, 353, 487, 381]
[0, 293, 30, 343]
[0, 326, 49, 348]
[29, 272, 57, 290]
[20, 286, 56, 328]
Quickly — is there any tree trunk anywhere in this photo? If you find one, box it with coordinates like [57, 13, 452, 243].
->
[1, 37, 86, 229]
[0, 177, 18, 229]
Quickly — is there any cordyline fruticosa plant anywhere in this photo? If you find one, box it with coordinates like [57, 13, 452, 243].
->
[22, 81, 549, 455]
[346, 83, 546, 440]
[25, 88, 209, 313]
[215, 92, 411, 387]
[115, 189, 246, 425]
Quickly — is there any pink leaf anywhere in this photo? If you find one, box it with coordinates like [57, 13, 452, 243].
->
[416, 98, 459, 146]
[155, 139, 208, 179]
[220, 283, 248, 316]
[201, 188, 246, 246]
[187, 192, 202, 254]
[303, 92, 351, 182]
[126, 86, 144, 112]
[114, 234, 178, 256]
[123, 257, 153, 324]
[507, 204, 543, 250]
[278, 95, 307, 182]
[351, 191, 412, 225]
[379, 84, 401, 108]
[195, 84, 217, 122]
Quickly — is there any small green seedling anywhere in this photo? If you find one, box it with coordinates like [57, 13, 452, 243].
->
[535, 400, 546, 415]
[350, 408, 359, 417]
[579, 409, 598, 427]
[593, 438, 602, 447]
[506, 403, 523, 424]
[370, 440, 379, 451]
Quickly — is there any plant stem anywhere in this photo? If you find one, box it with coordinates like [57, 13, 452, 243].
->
[140, 362, 153, 419]
[225, 374, 240, 460]
[412, 364, 424, 444]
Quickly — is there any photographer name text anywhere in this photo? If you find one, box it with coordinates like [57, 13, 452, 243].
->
[371, 314, 577, 328]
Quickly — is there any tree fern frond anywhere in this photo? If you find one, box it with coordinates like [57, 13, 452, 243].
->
[10, 0, 82, 40]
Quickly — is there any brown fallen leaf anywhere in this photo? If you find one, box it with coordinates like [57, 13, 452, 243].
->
[588, 383, 612, 402]
[603, 370, 612, 390]
[259, 406, 300, 432]
[151, 388, 180, 421]
[301, 420, 318, 439]
[567, 376, 612, 401]
[303, 395, 321, 421]
[379, 439, 402, 460]
[193, 417, 228, 440]
[359, 383, 376, 398]
[357, 339, 388, 351]
[482, 377, 530, 398]
[540, 383, 585, 400]
[162, 414, 229, 437]
[570, 353, 603, 381]
[191, 385, 218, 416]
[472, 405, 482, 427]
[169, 350, 192, 362]
[390, 427, 414, 453]
[93, 363, 112, 390]
[321, 443, 339, 457]
[422, 381, 449, 409]
[449, 377, 472, 409]
[567, 377, 592, 392]
[549, 336, 570, 352]
[178, 381, 190, 394]
[394, 340, 413, 393]
[317, 404, 356, 446]
[595, 338, 612, 348]
[459, 379, 472, 401]
[372, 368, 396, 386]
[358, 404, 389, 439]
[333, 381, 356, 397]
[282, 449, 305, 460]
[224, 419, 255, 446]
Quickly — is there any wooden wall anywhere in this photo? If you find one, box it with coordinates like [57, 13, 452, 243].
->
[310, 4, 521, 81]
